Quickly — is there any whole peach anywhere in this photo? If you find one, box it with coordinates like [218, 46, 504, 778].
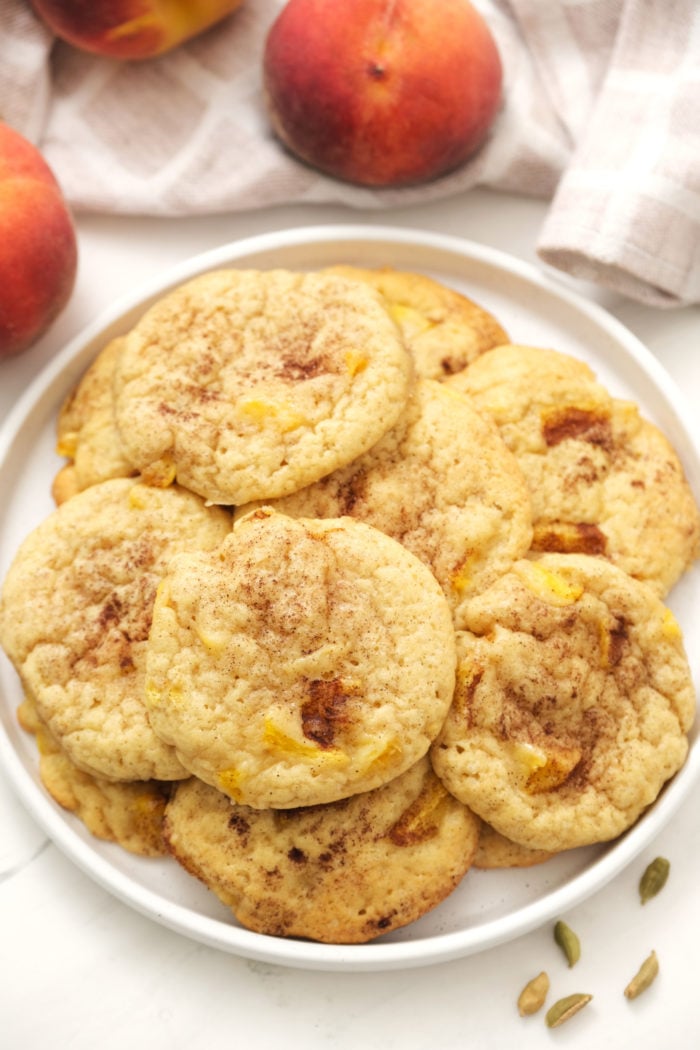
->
[29, 0, 245, 60]
[0, 124, 78, 359]
[263, 0, 503, 188]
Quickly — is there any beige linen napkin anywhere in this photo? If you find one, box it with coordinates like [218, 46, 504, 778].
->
[1, 0, 698, 307]
[529, 0, 700, 307]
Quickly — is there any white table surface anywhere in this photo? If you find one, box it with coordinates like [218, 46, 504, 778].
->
[1, 189, 699, 1049]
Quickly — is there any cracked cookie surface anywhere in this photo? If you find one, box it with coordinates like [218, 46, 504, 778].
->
[323, 265, 508, 380]
[112, 268, 414, 505]
[236, 379, 533, 623]
[145, 508, 456, 808]
[0, 478, 231, 781]
[449, 344, 700, 595]
[164, 757, 479, 943]
[431, 552, 695, 851]
[52, 337, 136, 505]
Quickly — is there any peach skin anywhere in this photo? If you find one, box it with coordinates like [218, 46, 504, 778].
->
[30, 0, 245, 60]
[0, 123, 77, 359]
[264, 0, 503, 187]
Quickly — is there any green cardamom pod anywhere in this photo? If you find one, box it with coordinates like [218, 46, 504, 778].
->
[624, 950, 659, 999]
[545, 992, 592, 1028]
[554, 919, 581, 967]
[517, 971, 550, 1016]
[639, 857, 670, 904]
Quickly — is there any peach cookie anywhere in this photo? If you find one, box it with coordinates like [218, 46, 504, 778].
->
[18, 697, 169, 857]
[472, 822, 554, 870]
[431, 553, 695, 852]
[237, 380, 533, 622]
[145, 508, 456, 809]
[164, 757, 480, 944]
[52, 337, 136, 505]
[323, 265, 508, 379]
[449, 344, 700, 596]
[112, 268, 415, 505]
[0, 478, 232, 782]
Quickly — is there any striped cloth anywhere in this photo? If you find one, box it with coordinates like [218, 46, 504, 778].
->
[1, 0, 698, 307]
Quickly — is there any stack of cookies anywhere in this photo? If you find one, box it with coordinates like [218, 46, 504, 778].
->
[0, 265, 697, 944]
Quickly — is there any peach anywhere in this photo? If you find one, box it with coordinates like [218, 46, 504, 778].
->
[0, 124, 78, 359]
[29, 0, 245, 60]
[263, 0, 503, 188]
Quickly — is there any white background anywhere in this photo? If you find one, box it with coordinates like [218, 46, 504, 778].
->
[1, 188, 699, 1049]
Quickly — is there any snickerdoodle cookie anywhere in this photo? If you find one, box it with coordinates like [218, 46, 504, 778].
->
[449, 344, 700, 595]
[112, 269, 415, 505]
[20, 698, 170, 856]
[472, 822, 555, 870]
[0, 478, 232, 782]
[145, 508, 456, 808]
[431, 553, 695, 852]
[323, 265, 508, 379]
[164, 757, 480, 943]
[236, 380, 533, 622]
[52, 337, 136, 505]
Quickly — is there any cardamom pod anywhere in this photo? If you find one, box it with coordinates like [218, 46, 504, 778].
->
[545, 992, 592, 1028]
[554, 919, 581, 967]
[639, 857, 670, 904]
[624, 950, 659, 999]
[517, 971, 550, 1016]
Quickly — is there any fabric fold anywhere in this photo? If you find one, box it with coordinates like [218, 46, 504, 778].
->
[1, 0, 698, 307]
[536, 0, 700, 307]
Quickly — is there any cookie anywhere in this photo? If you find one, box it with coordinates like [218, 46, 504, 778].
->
[472, 822, 554, 870]
[39, 743, 170, 856]
[145, 507, 456, 808]
[584, 399, 700, 595]
[17, 694, 169, 856]
[51, 466, 81, 506]
[52, 337, 136, 505]
[33, 711, 169, 856]
[450, 344, 700, 595]
[16, 694, 42, 735]
[323, 265, 508, 379]
[236, 380, 533, 621]
[112, 269, 415, 505]
[431, 553, 695, 852]
[0, 478, 232, 782]
[163, 757, 480, 943]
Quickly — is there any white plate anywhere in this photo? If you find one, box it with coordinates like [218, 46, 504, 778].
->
[1, 226, 698, 973]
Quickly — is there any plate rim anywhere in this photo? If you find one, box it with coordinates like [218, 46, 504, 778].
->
[0, 223, 698, 972]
